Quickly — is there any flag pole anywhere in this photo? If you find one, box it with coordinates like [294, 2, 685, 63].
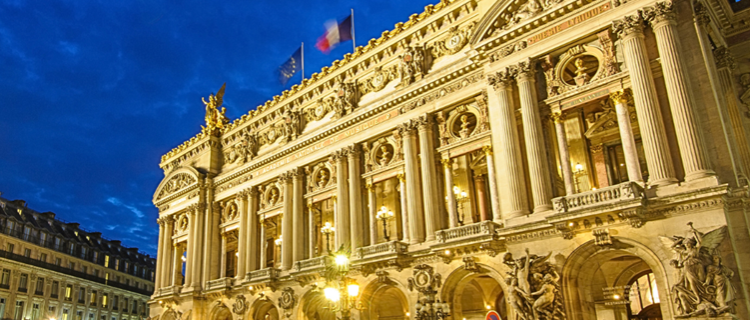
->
[301, 42, 305, 80]
[351, 8, 356, 52]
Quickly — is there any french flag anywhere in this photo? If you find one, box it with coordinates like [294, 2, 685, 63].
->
[316, 14, 353, 53]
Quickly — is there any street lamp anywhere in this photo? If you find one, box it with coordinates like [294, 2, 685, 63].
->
[323, 249, 362, 320]
[375, 206, 394, 241]
[414, 299, 451, 320]
[453, 186, 468, 225]
[321, 222, 335, 253]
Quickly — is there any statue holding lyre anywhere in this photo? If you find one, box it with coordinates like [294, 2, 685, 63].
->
[202, 83, 229, 132]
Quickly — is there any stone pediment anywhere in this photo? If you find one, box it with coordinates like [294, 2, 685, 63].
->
[583, 97, 638, 143]
[153, 166, 203, 205]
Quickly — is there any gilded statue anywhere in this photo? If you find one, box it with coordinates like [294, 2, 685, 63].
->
[202, 83, 229, 133]
[660, 223, 735, 318]
[573, 58, 590, 86]
[378, 145, 392, 166]
[317, 169, 329, 187]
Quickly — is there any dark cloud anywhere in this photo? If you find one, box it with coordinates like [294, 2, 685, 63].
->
[0, 0, 435, 255]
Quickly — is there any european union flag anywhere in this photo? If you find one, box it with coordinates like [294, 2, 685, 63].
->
[278, 46, 302, 86]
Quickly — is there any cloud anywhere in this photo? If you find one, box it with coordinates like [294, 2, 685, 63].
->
[107, 197, 146, 219]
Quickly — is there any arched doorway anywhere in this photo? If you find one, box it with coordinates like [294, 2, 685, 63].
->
[214, 305, 232, 320]
[360, 282, 409, 320]
[441, 267, 506, 320]
[563, 239, 671, 320]
[300, 291, 336, 320]
[251, 300, 280, 320]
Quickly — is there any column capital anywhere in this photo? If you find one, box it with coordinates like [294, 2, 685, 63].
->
[278, 172, 293, 184]
[440, 158, 452, 168]
[693, 0, 711, 26]
[609, 89, 632, 104]
[590, 144, 605, 154]
[612, 14, 644, 39]
[396, 173, 406, 182]
[515, 59, 537, 81]
[550, 112, 564, 123]
[486, 67, 516, 90]
[344, 144, 360, 159]
[415, 113, 433, 132]
[482, 145, 494, 156]
[237, 187, 252, 199]
[643, 1, 676, 26]
[365, 182, 374, 191]
[331, 149, 347, 163]
[397, 120, 418, 137]
[713, 46, 736, 69]
[291, 167, 305, 180]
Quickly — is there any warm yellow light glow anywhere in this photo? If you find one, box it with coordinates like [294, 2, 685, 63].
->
[181, 255, 187, 262]
[347, 284, 360, 297]
[444, 250, 451, 255]
[568, 222, 574, 227]
[158, 301, 162, 304]
[275, 237, 282, 246]
[324, 287, 340, 302]
[613, 294, 620, 300]
[249, 286, 253, 290]
[335, 254, 349, 266]
[406, 313, 410, 317]
[485, 305, 491, 310]
[575, 163, 584, 172]
[235, 252, 239, 257]
[321, 222, 335, 234]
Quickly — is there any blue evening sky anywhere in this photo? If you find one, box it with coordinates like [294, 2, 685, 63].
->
[0, 0, 435, 255]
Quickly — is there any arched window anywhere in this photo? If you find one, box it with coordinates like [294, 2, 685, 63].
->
[628, 272, 661, 318]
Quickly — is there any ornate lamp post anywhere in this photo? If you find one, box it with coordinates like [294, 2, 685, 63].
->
[375, 206, 394, 241]
[409, 265, 450, 320]
[321, 222, 335, 253]
[452, 186, 468, 225]
[574, 163, 586, 193]
[323, 249, 362, 320]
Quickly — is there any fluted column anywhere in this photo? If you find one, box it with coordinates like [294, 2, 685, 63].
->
[219, 233, 227, 278]
[416, 114, 441, 239]
[346, 145, 365, 250]
[399, 122, 425, 243]
[333, 151, 350, 247]
[236, 191, 249, 280]
[161, 217, 174, 287]
[442, 159, 458, 228]
[397, 173, 409, 243]
[643, 2, 715, 181]
[367, 183, 378, 244]
[184, 207, 196, 286]
[259, 217, 267, 269]
[474, 174, 490, 221]
[246, 187, 259, 274]
[517, 60, 554, 212]
[551, 113, 575, 195]
[292, 169, 305, 262]
[614, 15, 677, 185]
[307, 202, 316, 258]
[154, 218, 165, 291]
[611, 90, 644, 182]
[482, 146, 502, 222]
[171, 244, 182, 286]
[487, 70, 530, 217]
[715, 47, 750, 180]
[281, 172, 293, 271]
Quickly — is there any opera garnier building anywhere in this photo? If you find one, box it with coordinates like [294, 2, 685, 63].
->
[148, 0, 750, 319]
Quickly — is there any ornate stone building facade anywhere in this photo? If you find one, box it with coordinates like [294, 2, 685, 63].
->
[0, 196, 155, 320]
[150, 0, 750, 319]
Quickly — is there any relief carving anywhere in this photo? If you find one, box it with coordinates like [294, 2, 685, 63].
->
[361, 66, 396, 94]
[431, 22, 476, 58]
[503, 249, 564, 320]
[156, 173, 197, 201]
[224, 131, 257, 165]
[397, 45, 427, 88]
[332, 81, 359, 119]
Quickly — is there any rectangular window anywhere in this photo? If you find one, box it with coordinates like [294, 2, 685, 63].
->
[55, 258, 62, 266]
[82, 266, 87, 274]
[69, 243, 75, 255]
[39, 232, 46, 245]
[93, 251, 99, 263]
[6, 243, 14, 253]
[114, 259, 120, 271]
[31, 303, 40, 320]
[124, 262, 129, 273]
[101, 316, 106, 320]
[75, 311, 83, 320]
[35, 277, 44, 295]
[90, 291, 97, 306]
[0, 298, 6, 320]
[48, 305, 55, 313]
[113, 296, 119, 311]
[102, 294, 108, 308]
[65, 284, 73, 301]
[105, 273, 109, 283]
[78, 288, 86, 303]
[104, 255, 110, 268]
[80, 247, 87, 259]
[62, 309, 69, 320]
[1, 269, 10, 288]
[94, 269, 99, 277]
[39, 253, 47, 262]
[51, 281, 59, 298]
[123, 298, 129, 313]
[88, 313, 94, 320]
[54, 238, 61, 250]
[14, 301, 24, 320]
[23, 226, 30, 240]
[68, 262, 74, 269]
[24, 248, 31, 257]
[18, 273, 28, 292]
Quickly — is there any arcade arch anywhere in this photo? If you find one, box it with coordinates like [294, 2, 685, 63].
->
[299, 290, 336, 320]
[251, 299, 280, 320]
[441, 265, 506, 320]
[360, 281, 409, 320]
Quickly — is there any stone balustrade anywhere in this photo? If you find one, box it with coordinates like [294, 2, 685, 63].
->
[204, 277, 234, 291]
[435, 220, 501, 243]
[247, 268, 279, 283]
[551, 181, 643, 213]
[354, 241, 408, 259]
[293, 256, 331, 273]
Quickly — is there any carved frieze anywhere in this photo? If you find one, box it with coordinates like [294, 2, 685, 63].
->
[361, 66, 397, 94]
[156, 173, 197, 201]
[224, 131, 257, 165]
[431, 22, 476, 58]
[397, 45, 427, 88]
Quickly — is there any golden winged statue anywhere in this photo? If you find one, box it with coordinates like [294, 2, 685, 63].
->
[202, 83, 229, 133]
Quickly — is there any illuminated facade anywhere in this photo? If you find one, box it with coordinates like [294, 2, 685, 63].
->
[150, 0, 750, 319]
[0, 197, 155, 320]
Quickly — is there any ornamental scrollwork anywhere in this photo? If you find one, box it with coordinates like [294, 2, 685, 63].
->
[278, 287, 296, 318]
[281, 106, 302, 143]
[232, 295, 247, 316]
[397, 45, 427, 88]
[407, 264, 441, 294]
[431, 22, 476, 58]
[331, 80, 359, 119]
[224, 131, 257, 165]
[156, 173, 197, 201]
[361, 65, 397, 94]
[660, 223, 736, 318]
[502, 249, 564, 320]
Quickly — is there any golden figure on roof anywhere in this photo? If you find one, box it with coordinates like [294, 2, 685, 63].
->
[202, 83, 229, 134]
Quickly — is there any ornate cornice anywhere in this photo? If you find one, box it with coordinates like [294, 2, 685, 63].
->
[714, 46, 736, 69]
[486, 67, 516, 90]
[642, 1, 676, 26]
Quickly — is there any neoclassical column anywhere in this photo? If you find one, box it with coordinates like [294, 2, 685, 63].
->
[161, 217, 175, 287]
[184, 206, 196, 286]
[280, 172, 294, 271]
[516, 60, 554, 212]
[397, 173, 409, 243]
[236, 191, 249, 280]
[246, 187, 259, 274]
[715, 47, 750, 180]
[551, 113, 575, 195]
[171, 244, 182, 286]
[643, 2, 715, 181]
[346, 145, 365, 250]
[441, 158, 458, 228]
[482, 146, 502, 222]
[613, 15, 677, 185]
[416, 114, 442, 238]
[474, 174, 490, 221]
[487, 70, 530, 217]
[399, 122, 425, 243]
[154, 218, 165, 291]
[307, 202, 316, 257]
[259, 216, 267, 269]
[367, 183, 378, 244]
[610, 90, 644, 182]
[333, 151, 351, 247]
[219, 233, 227, 278]
[292, 168, 305, 262]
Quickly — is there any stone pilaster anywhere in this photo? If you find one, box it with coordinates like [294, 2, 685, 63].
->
[247, 187, 259, 274]
[154, 217, 165, 291]
[516, 60, 553, 212]
[551, 113, 575, 195]
[643, 2, 715, 181]
[259, 216, 267, 269]
[292, 168, 305, 262]
[236, 192, 249, 280]
[398, 122, 425, 243]
[610, 90, 644, 182]
[416, 114, 442, 239]
[332, 151, 350, 247]
[161, 216, 174, 288]
[367, 183, 378, 244]
[613, 15, 677, 185]
[482, 146, 502, 222]
[346, 145, 365, 250]
[715, 46, 750, 181]
[280, 172, 293, 271]
[486, 69, 530, 218]
[397, 173, 409, 243]
[442, 158, 458, 228]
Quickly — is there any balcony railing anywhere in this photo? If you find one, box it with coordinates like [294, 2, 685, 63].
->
[355, 241, 408, 260]
[247, 268, 279, 283]
[551, 181, 644, 213]
[0, 250, 152, 295]
[292, 256, 330, 273]
[205, 278, 234, 291]
[435, 220, 501, 243]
